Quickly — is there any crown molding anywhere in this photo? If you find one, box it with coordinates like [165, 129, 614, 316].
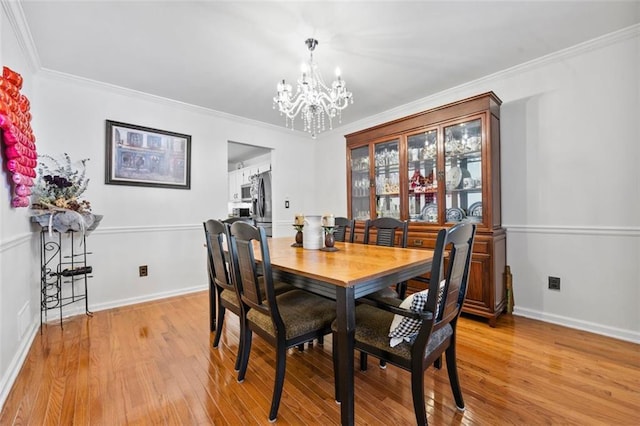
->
[2, 0, 299, 138]
[5, 3, 638, 140]
[37, 67, 300, 137]
[1, 0, 41, 71]
[337, 23, 640, 138]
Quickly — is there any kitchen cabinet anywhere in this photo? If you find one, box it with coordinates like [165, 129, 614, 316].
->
[239, 168, 252, 186]
[251, 162, 271, 178]
[346, 92, 506, 326]
[229, 162, 271, 202]
[228, 170, 241, 202]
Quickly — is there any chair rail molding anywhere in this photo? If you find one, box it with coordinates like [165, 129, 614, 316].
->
[0, 233, 31, 253]
[504, 224, 640, 237]
[93, 223, 201, 235]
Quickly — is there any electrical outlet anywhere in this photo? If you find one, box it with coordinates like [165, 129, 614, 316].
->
[139, 265, 148, 277]
[548, 276, 560, 290]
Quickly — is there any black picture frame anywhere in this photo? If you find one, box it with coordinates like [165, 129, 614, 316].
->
[105, 120, 191, 189]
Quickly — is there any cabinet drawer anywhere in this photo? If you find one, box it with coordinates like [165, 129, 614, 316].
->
[407, 236, 436, 249]
[472, 239, 489, 254]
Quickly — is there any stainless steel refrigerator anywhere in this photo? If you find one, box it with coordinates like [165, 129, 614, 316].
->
[251, 170, 272, 236]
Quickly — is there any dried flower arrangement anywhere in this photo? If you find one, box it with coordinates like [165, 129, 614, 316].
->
[31, 153, 91, 213]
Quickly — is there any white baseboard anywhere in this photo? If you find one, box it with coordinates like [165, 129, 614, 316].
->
[0, 320, 39, 411]
[88, 284, 208, 313]
[514, 307, 640, 344]
[0, 284, 207, 412]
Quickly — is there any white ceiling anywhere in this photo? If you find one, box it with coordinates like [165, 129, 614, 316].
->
[14, 0, 640, 138]
[227, 141, 271, 167]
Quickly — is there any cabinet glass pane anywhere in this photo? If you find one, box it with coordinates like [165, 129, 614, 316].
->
[374, 139, 400, 219]
[444, 119, 483, 224]
[407, 130, 438, 223]
[350, 146, 370, 220]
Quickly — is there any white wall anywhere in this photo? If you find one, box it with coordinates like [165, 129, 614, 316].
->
[32, 69, 318, 310]
[315, 26, 640, 342]
[0, 6, 42, 409]
[0, 13, 318, 407]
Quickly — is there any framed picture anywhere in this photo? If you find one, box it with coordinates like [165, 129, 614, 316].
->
[105, 120, 191, 189]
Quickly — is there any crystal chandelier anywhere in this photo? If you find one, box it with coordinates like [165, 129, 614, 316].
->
[273, 38, 353, 138]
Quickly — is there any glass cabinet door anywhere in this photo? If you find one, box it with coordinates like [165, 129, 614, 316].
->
[444, 118, 483, 224]
[374, 139, 400, 219]
[407, 130, 438, 223]
[350, 145, 371, 220]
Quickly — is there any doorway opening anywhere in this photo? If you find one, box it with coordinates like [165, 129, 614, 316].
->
[227, 141, 273, 235]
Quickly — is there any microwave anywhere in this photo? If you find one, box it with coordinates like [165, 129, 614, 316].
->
[232, 207, 251, 217]
[240, 184, 252, 202]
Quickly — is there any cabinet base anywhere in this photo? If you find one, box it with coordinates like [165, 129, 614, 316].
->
[462, 304, 506, 327]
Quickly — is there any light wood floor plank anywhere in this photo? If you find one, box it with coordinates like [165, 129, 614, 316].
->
[1, 290, 638, 425]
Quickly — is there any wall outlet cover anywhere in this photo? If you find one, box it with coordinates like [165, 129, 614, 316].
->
[548, 276, 561, 290]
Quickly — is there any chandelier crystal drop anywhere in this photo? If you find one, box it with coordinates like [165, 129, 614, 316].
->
[273, 38, 353, 138]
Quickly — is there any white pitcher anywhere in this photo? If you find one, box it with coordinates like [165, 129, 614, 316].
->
[303, 215, 323, 250]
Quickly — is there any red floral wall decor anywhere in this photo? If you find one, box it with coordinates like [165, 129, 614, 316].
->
[0, 66, 37, 207]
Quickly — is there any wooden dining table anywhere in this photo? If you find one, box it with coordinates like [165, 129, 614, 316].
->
[257, 237, 435, 426]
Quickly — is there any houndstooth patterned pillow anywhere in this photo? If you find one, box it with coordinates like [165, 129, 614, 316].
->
[388, 280, 446, 347]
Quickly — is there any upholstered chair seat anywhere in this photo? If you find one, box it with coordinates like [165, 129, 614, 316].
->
[332, 303, 453, 361]
[247, 290, 336, 340]
[219, 289, 240, 308]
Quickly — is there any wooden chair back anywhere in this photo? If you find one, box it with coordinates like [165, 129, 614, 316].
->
[228, 221, 279, 319]
[414, 223, 476, 352]
[363, 217, 408, 248]
[203, 219, 234, 293]
[334, 217, 355, 243]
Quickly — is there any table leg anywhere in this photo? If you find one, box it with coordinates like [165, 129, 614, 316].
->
[336, 286, 355, 426]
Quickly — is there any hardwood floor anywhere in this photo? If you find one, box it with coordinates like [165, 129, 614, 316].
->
[1, 291, 638, 425]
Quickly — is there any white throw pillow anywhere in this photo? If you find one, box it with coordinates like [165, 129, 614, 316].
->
[388, 289, 429, 347]
[388, 280, 446, 347]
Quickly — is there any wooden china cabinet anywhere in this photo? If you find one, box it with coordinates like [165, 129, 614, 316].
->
[346, 92, 506, 326]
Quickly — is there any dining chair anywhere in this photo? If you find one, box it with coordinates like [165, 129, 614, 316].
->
[227, 221, 337, 422]
[204, 219, 294, 370]
[203, 223, 217, 333]
[364, 217, 409, 298]
[364, 217, 408, 247]
[334, 217, 355, 243]
[332, 222, 476, 425]
[203, 219, 244, 371]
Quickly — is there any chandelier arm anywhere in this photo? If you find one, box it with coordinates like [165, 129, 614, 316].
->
[282, 97, 308, 120]
[331, 98, 352, 111]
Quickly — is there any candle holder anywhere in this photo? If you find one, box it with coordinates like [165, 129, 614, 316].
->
[291, 224, 304, 247]
[320, 226, 339, 252]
